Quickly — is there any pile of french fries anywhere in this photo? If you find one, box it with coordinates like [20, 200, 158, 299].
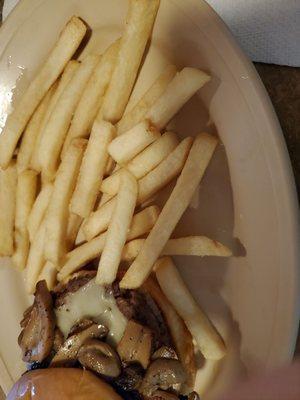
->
[0, 0, 232, 362]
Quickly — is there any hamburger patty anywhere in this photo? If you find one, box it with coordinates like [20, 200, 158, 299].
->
[54, 271, 172, 349]
[111, 282, 172, 350]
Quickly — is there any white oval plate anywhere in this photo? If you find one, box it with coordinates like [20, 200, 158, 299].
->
[0, 0, 299, 398]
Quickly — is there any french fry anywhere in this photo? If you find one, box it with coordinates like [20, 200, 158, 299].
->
[44, 139, 87, 265]
[0, 16, 87, 168]
[162, 236, 232, 257]
[101, 132, 179, 196]
[25, 221, 47, 294]
[155, 257, 226, 360]
[38, 261, 57, 290]
[108, 120, 160, 165]
[99, 192, 114, 207]
[84, 138, 191, 238]
[66, 213, 83, 250]
[137, 136, 192, 204]
[121, 235, 232, 262]
[142, 276, 197, 389]
[58, 234, 106, 280]
[28, 183, 53, 242]
[59, 205, 158, 280]
[75, 191, 115, 245]
[121, 239, 144, 262]
[70, 120, 116, 218]
[0, 163, 17, 256]
[146, 68, 210, 130]
[87, 200, 159, 242]
[39, 55, 99, 181]
[30, 60, 79, 171]
[120, 133, 218, 288]
[101, 0, 160, 122]
[62, 40, 120, 155]
[117, 65, 177, 134]
[104, 157, 116, 177]
[17, 85, 55, 172]
[126, 205, 159, 241]
[96, 171, 138, 285]
[12, 171, 38, 270]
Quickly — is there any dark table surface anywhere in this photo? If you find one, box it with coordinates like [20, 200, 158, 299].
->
[0, 1, 299, 396]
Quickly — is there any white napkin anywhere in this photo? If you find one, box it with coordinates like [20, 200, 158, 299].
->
[3, 0, 300, 66]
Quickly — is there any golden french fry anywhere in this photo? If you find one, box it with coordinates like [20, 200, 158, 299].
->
[0, 163, 17, 256]
[74, 191, 115, 245]
[70, 120, 116, 218]
[74, 224, 86, 246]
[147, 68, 210, 130]
[104, 157, 116, 177]
[31, 60, 79, 171]
[127, 131, 179, 178]
[38, 261, 57, 290]
[121, 235, 232, 262]
[120, 133, 218, 289]
[96, 171, 138, 285]
[59, 205, 158, 280]
[155, 257, 226, 360]
[137, 136, 192, 204]
[25, 221, 47, 294]
[101, 132, 179, 196]
[142, 276, 196, 389]
[44, 139, 87, 265]
[82, 197, 116, 239]
[62, 40, 120, 155]
[127, 205, 159, 241]
[87, 200, 159, 242]
[108, 120, 160, 165]
[0, 16, 87, 168]
[28, 183, 53, 242]
[39, 55, 99, 181]
[58, 234, 106, 280]
[84, 138, 191, 238]
[101, 0, 160, 122]
[66, 213, 83, 250]
[162, 236, 232, 257]
[117, 65, 177, 134]
[12, 171, 38, 270]
[121, 239, 144, 262]
[17, 85, 55, 172]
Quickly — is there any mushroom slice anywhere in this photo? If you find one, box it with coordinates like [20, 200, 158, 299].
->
[51, 323, 107, 366]
[117, 320, 153, 369]
[69, 318, 95, 336]
[152, 346, 178, 360]
[115, 364, 144, 391]
[78, 339, 121, 378]
[20, 305, 34, 328]
[140, 359, 187, 397]
[151, 390, 179, 400]
[53, 328, 64, 353]
[18, 280, 55, 363]
[187, 392, 200, 400]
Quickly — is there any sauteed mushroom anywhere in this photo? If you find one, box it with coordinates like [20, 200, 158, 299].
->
[141, 359, 187, 396]
[117, 320, 153, 369]
[187, 391, 200, 400]
[78, 339, 121, 378]
[152, 346, 178, 360]
[18, 280, 55, 363]
[151, 390, 179, 400]
[115, 364, 144, 391]
[51, 322, 107, 366]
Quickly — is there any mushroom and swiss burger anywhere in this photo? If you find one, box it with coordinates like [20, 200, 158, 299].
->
[1, 1, 232, 399]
